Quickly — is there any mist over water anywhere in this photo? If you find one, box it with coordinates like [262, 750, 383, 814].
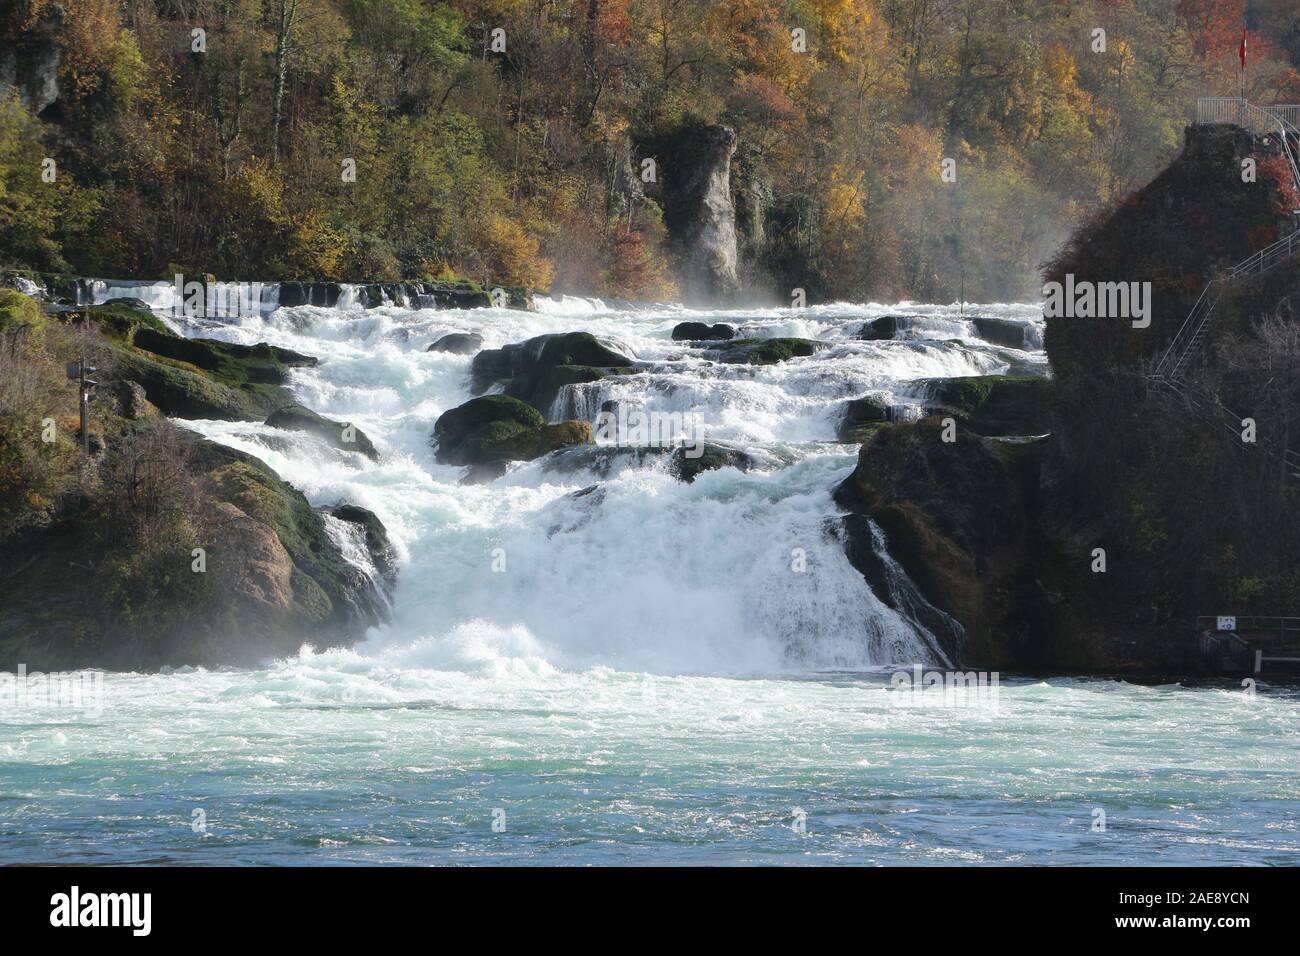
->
[6, 292, 1296, 865]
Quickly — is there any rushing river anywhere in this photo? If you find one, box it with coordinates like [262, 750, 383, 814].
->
[2, 292, 1297, 865]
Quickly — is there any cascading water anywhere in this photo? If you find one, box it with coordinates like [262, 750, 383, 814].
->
[108, 290, 1046, 674]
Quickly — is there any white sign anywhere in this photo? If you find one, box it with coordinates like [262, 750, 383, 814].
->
[1217, 616, 1237, 631]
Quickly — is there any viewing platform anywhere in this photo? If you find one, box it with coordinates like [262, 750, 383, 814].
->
[1198, 616, 1300, 677]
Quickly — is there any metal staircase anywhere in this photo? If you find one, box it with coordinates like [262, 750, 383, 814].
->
[1146, 100, 1300, 478]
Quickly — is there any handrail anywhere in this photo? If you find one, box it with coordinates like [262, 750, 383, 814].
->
[1146, 100, 1300, 481]
[1239, 101, 1300, 198]
[1196, 98, 1300, 197]
[1155, 279, 1220, 377]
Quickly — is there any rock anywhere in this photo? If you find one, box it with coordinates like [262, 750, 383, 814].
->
[212, 501, 295, 615]
[672, 321, 736, 341]
[460, 461, 511, 485]
[972, 316, 1029, 350]
[330, 503, 398, 587]
[471, 332, 637, 412]
[94, 312, 319, 422]
[833, 418, 1046, 667]
[432, 395, 592, 465]
[919, 375, 1051, 437]
[669, 441, 758, 483]
[641, 123, 740, 303]
[108, 380, 156, 420]
[132, 327, 317, 384]
[354, 281, 500, 310]
[860, 316, 913, 340]
[838, 396, 893, 443]
[0, 435, 393, 670]
[704, 337, 819, 365]
[0, 38, 61, 115]
[542, 443, 672, 478]
[265, 403, 379, 462]
[428, 332, 484, 354]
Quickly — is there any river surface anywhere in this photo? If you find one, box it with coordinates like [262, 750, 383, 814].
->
[2, 292, 1296, 865]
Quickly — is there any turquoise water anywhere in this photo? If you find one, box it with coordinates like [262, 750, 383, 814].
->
[2, 662, 1297, 864]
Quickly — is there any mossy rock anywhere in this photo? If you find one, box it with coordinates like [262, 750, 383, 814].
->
[472, 332, 638, 412]
[707, 337, 819, 365]
[199, 441, 386, 632]
[265, 403, 379, 461]
[101, 320, 317, 421]
[0, 435, 391, 670]
[669, 441, 758, 482]
[132, 327, 316, 385]
[84, 300, 171, 338]
[837, 395, 893, 443]
[921, 375, 1051, 437]
[108, 342, 284, 421]
[432, 395, 591, 464]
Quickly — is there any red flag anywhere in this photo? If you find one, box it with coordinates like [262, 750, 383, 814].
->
[1240, 28, 1247, 69]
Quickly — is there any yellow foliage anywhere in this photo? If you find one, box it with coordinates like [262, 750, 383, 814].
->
[484, 216, 553, 290]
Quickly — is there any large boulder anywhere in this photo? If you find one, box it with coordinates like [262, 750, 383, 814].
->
[428, 332, 484, 354]
[669, 441, 759, 483]
[102, 308, 317, 422]
[859, 316, 913, 340]
[432, 395, 592, 465]
[672, 321, 736, 341]
[471, 332, 637, 413]
[837, 395, 893, 443]
[833, 419, 1046, 667]
[919, 375, 1051, 437]
[265, 403, 379, 461]
[0, 435, 394, 670]
[972, 316, 1030, 350]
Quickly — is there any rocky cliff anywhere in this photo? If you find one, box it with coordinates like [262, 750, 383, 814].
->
[835, 121, 1300, 675]
[640, 123, 741, 304]
[0, 294, 394, 670]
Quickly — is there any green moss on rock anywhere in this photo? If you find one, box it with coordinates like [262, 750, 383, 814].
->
[432, 395, 592, 465]
[708, 337, 819, 365]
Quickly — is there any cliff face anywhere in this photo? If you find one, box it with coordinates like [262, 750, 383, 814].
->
[1045, 124, 1298, 379]
[641, 123, 741, 304]
[835, 122, 1300, 675]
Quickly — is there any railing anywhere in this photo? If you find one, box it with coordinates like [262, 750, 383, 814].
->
[1196, 615, 1300, 639]
[1196, 97, 1247, 125]
[1229, 226, 1300, 279]
[1153, 374, 1300, 476]
[1155, 278, 1221, 379]
[1197, 98, 1300, 132]
[1195, 98, 1300, 196]
[1147, 100, 1300, 481]
[1239, 101, 1300, 198]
